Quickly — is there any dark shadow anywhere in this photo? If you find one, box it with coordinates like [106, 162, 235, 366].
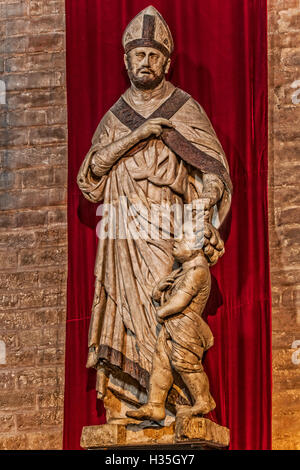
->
[203, 274, 223, 321]
[77, 193, 99, 230]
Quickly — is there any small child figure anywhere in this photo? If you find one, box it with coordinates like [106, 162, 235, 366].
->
[127, 233, 217, 422]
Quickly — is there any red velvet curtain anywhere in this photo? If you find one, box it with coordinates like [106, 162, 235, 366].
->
[64, 0, 271, 450]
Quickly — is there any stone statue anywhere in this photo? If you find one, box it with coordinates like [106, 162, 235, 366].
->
[77, 6, 232, 429]
[127, 231, 219, 423]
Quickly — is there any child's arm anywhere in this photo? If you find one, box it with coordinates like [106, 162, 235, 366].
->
[152, 274, 175, 303]
[156, 266, 207, 322]
[156, 290, 193, 322]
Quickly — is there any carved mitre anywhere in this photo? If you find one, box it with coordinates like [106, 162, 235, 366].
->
[122, 5, 174, 58]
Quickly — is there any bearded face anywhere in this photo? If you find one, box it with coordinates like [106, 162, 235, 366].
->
[125, 47, 170, 90]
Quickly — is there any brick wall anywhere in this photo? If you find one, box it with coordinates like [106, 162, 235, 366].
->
[0, 0, 67, 449]
[0, 0, 299, 451]
[268, 0, 300, 450]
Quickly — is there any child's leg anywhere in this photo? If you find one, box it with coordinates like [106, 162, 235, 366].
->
[126, 327, 173, 421]
[180, 368, 216, 416]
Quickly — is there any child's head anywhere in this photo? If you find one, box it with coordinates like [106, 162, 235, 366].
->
[173, 234, 203, 263]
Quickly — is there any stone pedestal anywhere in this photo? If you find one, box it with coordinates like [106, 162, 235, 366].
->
[80, 417, 230, 450]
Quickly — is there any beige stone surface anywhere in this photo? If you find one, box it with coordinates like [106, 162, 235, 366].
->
[81, 418, 229, 449]
[0, 0, 67, 450]
[268, 0, 300, 450]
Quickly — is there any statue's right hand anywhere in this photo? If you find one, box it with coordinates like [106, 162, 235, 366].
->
[133, 118, 173, 141]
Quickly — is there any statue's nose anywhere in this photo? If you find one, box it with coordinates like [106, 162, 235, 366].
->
[141, 55, 150, 66]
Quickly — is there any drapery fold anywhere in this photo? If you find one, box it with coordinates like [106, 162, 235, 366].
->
[64, 0, 270, 450]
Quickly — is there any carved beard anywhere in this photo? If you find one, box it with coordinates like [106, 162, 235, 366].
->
[127, 60, 168, 90]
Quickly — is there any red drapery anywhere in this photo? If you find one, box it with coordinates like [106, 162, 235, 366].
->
[64, 0, 271, 450]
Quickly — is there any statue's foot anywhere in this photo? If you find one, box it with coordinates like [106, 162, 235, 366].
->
[176, 398, 215, 418]
[126, 403, 165, 422]
[190, 397, 216, 416]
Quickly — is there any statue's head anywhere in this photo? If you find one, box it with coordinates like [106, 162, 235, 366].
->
[173, 235, 203, 264]
[122, 6, 173, 90]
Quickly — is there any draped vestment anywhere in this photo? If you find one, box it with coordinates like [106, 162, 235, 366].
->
[77, 81, 231, 405]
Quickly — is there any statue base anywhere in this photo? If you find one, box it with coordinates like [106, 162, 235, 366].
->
[80, 417, 230, 450]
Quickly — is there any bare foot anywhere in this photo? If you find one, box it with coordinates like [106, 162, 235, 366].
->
[126, 403, 165, 422]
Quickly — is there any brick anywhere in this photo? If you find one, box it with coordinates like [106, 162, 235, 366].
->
[17, 329, 41, 348]
[281, 47, 300, 67]
[274, 140, 300, 164]
[0, 311, 34, 330]
[0, 271, 38, 289]
[273, 389, 300, 412]
[268, 0, 300, 11]
[21, 167, 55, 188]
[0, 434, 27, 450]
[6, 349, 36, 367]
[278, 8, 300, 33]
[0, 1, 27, 19]
[4, 71, 64, 91]
[0, 169, 15, 189]
[5, 18, 31, 36]
[0, 294, 18, 310]
[0, 250, 18, 269]
[26, 430, 62, 450]
[34, 308, 65, 327]
[271, 32, 300, 49]
[271, 269, 300, 287]
[17, 329, 42, 349]
[48, 207, 67, 224]
[273, 185, 300, 206]
[0, 231, 35, 250]
[35, 227, 67, 247]
[273, 164, 300, 187]
[38, 270, 67, 287]
[0, 127, 28, 148]
[41, 326, 65, 348]
[276, 206, 300, 226]
[36, 347, 64, 365]
[5, 52, 65, 73]
[0, 415, 15, 433]
[0, 392, 35, 410]
[30, 15, 65, 33]
[18, 288, 65, 309]
[19, 247, 67, 268]
[272, 307, 299, 331]
[29, 126, 67, 145]
[0, 371, 16, 390]
[6, 88, 66, 110]
[273, 328, 300, 350]
[0, 188, 66, 210]
[7, 109, 47, 127]
[46, 106, 67, 125]
[0, 145, 67, 169]
[37, 389, 64, 408]
[30, 0, 44, 16]
[0, 36, 28, 54]
[0, 209, 48, 230]
[16, 409, 63, 430]
[28, 33, 64, 53]
[0, 333, 19, 351]
[16, 366, 63, 390]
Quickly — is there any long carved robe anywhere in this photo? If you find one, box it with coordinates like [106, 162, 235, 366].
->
[77, 81, 231, 405]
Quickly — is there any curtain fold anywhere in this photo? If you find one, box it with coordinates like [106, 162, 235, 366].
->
[64, 0, 270, 450]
